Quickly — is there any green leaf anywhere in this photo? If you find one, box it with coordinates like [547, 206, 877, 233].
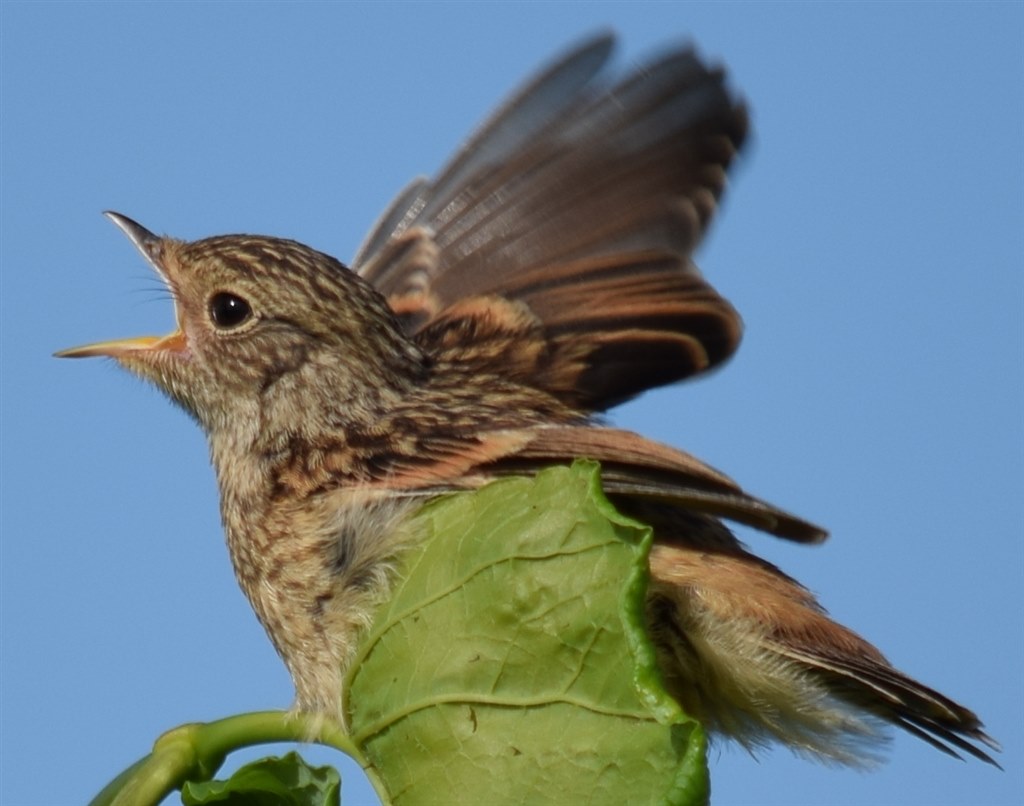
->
[180, 752, 340, 806]
[345, 461, 708, 805]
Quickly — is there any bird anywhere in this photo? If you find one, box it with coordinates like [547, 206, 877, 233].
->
[57, 34, 997, 768]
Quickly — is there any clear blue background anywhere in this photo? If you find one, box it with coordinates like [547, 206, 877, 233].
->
[2, 3, 1021, 805]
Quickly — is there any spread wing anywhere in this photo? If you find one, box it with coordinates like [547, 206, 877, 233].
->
[353, 34, 748, 411]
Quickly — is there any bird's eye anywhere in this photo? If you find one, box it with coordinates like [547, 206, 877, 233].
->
[209, 292, 252, 330]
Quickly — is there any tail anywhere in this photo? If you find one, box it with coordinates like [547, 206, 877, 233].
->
[645, 540, 1000, 767]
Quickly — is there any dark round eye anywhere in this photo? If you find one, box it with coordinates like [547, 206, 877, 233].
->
[208, 292, 252, 329]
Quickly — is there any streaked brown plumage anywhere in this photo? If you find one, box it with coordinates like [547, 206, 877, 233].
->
[58, 34, 997, 767]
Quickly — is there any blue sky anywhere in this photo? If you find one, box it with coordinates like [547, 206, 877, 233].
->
[2, 3, 1021, 805]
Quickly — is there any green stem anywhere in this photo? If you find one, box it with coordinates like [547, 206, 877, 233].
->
[89, 711, 370, 806]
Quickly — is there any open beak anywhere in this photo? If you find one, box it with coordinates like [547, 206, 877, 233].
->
[55, 333, 185, 359]
[56, 212, 185, 359]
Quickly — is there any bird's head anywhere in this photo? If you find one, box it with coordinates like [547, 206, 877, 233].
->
[58, 213, 426, 444]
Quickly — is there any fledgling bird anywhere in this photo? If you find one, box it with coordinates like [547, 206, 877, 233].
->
[59, 35, 997, 767]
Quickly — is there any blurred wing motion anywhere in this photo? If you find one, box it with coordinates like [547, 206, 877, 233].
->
[354, 34, 746, 411]
[349, 34, 817, 544]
